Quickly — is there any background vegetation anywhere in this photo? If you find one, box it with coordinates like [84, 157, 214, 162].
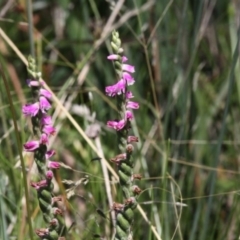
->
[0, 0, 240, 239]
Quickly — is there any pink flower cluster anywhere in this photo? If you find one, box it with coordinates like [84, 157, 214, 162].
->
[106, 54, 139, 131]
[22, 80, 60, 175]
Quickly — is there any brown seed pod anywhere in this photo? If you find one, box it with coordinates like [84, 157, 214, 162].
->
[112, 202, 125, 212]
[132, 185, 142, 195]
[124, 197, 136, 206]
[110, 153, 126, 164]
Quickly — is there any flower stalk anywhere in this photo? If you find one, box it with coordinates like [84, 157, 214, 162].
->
[23, 56, 66, 239]
[106, 31, 141, 240]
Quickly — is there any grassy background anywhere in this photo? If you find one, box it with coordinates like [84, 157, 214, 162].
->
[0, 0, 240, 239]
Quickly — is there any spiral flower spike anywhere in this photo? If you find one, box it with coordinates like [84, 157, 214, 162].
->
[105, 31, 141, 240]
[23, 56, 66, 239]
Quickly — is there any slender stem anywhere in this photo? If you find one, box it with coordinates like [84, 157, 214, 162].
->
[0, 63, 34, 240]
[26, 0, 35, 58]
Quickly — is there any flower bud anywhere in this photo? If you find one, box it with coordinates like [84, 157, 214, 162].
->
[24, 140, 40, 152]
[27, 80, 40, 87]
[112, 202, 124, 212]
[31, 180, 48, 190]
[39, 96, 51, 112]
[40, 133, 49, 144]
[126, 144, 134, 153]
[110, 153, 126, 164]
[46, 170, 53, 180]
[39, 88, 52, 100]
[22, 102, 40, 117]
[127, 136, 138, 143]
[40, 114, 53, 126]
[35, 228, 49, 238]
[132, 185, 142, 195]
[45, 149, 56, 159]
[52, 196, 62, 204]
[48, 161, 60, 169]
[52, 207, 63, 216]
[124, 197, 136, 206]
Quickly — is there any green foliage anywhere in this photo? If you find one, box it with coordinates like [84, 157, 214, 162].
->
[0, 0, 240, 239]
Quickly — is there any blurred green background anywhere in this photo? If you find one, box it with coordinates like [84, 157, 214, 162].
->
[0, 0, 240, 239]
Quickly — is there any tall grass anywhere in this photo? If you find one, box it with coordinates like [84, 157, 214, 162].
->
[0, 0, 240, 239]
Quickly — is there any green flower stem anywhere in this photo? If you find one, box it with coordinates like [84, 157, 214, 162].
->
[26, 0, 35, 58]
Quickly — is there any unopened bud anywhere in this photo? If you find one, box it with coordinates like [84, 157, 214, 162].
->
[127, 136, 138, 143]
[52, 196, 62, 204]
[49, 218, 59, 226]
[52, 207, 63, 216]
[110, 153, 126, 164]
[126, 144, 134, 153]
[124, 197, 136, 206]
[48, 161, 60, 169]
[132, 185, 142, 195]
[112, 202, 124, 212]
[35, 228, 49, 237]
[46, 170, 53, 180]
[31, 180, 48, 190]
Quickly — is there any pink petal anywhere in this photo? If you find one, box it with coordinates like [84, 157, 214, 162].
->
[22, 102, 40, 117]
[126, 91, 134, 99]
[39, 96, 51, 112]
[116, 119, 126, 130]
[116, 79, 126, 94]
[39, 88, 52, 100]
[31, 180, 48, 190]
[48, 161, 60, 169]
[42, 125, 56, 135]
[122, 64, 135, 73]
[127, 136, 139, 143]
[40, 133, 49, 144]
[46, 170, 53, 180]
[105, 84, 118, 97]
[122, 72, 135, 85]
[105, 79, 126, 97]
[107, 119, 125, 131]
[125, 110, 133, 120]
[127, 101, 139, 109]
[107, 54, 118, 60]
[122, 56, 128, 62]
[107, 55, 129, 63]
[26, 80, 40, 87]
[41, 114, 52, 125]
[45, 150, 56, 159]
[24, 140, 40, 151]
[107, 120, 119, 129]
